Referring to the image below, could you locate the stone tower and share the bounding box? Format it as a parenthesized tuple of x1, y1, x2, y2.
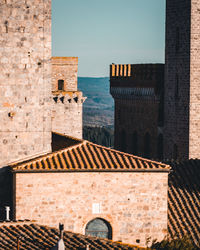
(110, 64, 164, 159)
(0, 0, 52, 167)
(164, 0, 200, 160)
(51, 57, 86, 139)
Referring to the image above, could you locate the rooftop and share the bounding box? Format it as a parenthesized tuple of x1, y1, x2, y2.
(11, 133, 170, 173)
(168, 159, 200, 247)
(0, 222, 145, 249)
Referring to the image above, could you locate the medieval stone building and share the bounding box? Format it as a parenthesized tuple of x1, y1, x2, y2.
(0, 0, 52, 168)
(110, 64, 164, 160)
(0, 0, 200, 248)
(52, 57, 86, 139)
(164, 0, 200, 160)
(111, 0, 200, 161)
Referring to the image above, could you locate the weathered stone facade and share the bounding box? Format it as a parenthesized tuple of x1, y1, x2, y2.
(164, 0, 200, 160)
(0, 0, 52, 167)
(14, 171, 168, 247)
(51, 57, 86, 139)
(110, 64, 164, 160)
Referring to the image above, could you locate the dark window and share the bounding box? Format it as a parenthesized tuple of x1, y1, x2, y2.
(176, 27, 180, 52)
(175, 74, 179, 99)
(173, 144, 178, 160)
(144, 132, 151, 158)
(157, 134, 163, 160)
(58, 79, 64, 91)
(132, 131, 138, 155)
(85, 218, 112, 239)
(120, 130, 126, 152)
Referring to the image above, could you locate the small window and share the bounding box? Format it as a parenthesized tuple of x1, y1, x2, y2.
(85, 218, 112, 239)
(173, 144, 178, 160)
(144, 132, 151, 158)
(58, 79, 64, 91)
(175, 74, 179, 99)
(157, 134, 163, 160)
(176, 27, 180, 52)
(132, 131, 138, 155)
(120, 129, 126, 152)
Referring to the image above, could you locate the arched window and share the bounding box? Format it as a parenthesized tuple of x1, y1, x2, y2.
(144, 132, 151, 158)
(173, 144, 178, 160)
(58, 79, 64, 91)
(157, 134, 163, 160)
(132, 131, 138, 155)
(85, 218, 112, 239)
(120, 129, 126, 152)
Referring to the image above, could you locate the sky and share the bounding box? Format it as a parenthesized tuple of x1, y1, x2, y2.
(52, 0, 166, 77)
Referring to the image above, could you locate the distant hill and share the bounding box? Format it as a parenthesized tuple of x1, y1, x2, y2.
(78, 77, 114, 127)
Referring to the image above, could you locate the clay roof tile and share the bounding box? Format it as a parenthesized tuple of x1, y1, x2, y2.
(11, 134, 170, 173)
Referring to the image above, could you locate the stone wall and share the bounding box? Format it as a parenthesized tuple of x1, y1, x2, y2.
(164, 0, 200, 160)
(189, 0, 200, 158)
(0, 0, 52, 167)
(51, 57, 85, 139)
(110, 64, 164, 160)
(114, 99, 161, 159)
(14, 171, 168, 247)
(52, 57, 78, 92)
(52, 92, 84, 139)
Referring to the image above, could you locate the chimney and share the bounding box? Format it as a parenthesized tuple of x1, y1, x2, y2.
(50, 223, 65, 250)
(59, 223, 64, 239)
(5, 206, 10, 221)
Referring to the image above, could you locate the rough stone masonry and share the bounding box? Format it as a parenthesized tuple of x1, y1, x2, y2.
(0, 0, 52, 167)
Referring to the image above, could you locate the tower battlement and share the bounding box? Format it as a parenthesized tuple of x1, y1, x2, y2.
(51, 57, 86, 139)
(110, 63, 164, 92)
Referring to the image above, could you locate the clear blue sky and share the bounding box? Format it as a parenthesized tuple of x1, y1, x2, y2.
(52, 0, 166, 77)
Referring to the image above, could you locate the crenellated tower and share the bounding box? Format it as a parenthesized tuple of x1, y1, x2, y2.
(51, 57, 86, 139)
(0, 0, 52, 167)
(110, 63, 164, 159)
(164, 0, 200, 160)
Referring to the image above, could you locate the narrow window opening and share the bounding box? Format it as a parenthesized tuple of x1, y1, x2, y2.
(175, 74, 179, 99)
(176, 27, 180, 52)
(132, 131, 138, 155)
(157, 134, 163, 160)
(58, 79, 64, 91)
(173, 144, 178, 160)
(120, 129, 126, 152)
(144, 132, 151, 158)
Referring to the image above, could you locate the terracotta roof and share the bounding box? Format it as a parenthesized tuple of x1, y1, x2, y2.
(0, 222, 145, 249)
(11, 134, 170, 172)
(168, 160, 200, 247)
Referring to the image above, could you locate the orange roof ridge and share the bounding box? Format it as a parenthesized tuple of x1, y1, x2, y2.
(85, 140, 170, 168)
(11, 135, 85, 170)
(12, 134, 170, 172)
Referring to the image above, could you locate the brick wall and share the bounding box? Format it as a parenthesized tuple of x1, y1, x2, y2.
(0, 0, 52, 167)
(164, 0, 200, 160)
(14, 171, 168, 247)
